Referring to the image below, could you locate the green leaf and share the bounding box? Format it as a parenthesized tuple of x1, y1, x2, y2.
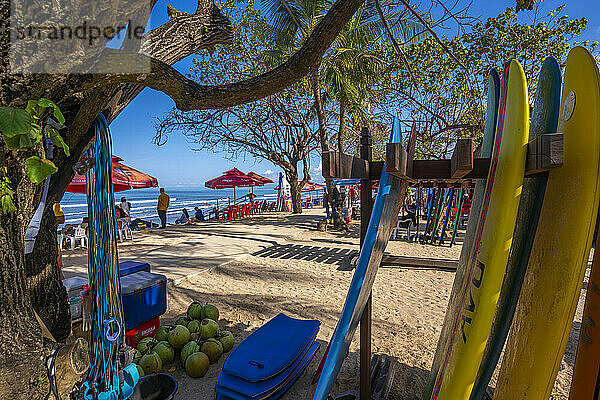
(24, 156, 58, 184)
(29, 123, 42, 144)
(36, 98, 56, 108)
(0, 107, 33, 137)
(48, 128, 70, 156)
(0, 193, 17, 213)
(53, 107, 65, 124)
(25, 100, 39, 117)
(3, 133, 32, 150)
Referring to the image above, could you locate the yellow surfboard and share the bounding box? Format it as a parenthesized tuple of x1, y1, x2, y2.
(493, 46, 600, 400)
(431, 60, 528, 399)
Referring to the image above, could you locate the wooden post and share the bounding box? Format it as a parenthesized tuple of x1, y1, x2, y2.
(360, 127, 373, 400)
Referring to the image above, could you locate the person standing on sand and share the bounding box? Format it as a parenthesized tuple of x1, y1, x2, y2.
(157, 188, 169, 228)
(120, 197, 131, 220)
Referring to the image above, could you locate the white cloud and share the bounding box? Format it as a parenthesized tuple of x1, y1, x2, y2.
(311, 162, 322, 173)
(264, 169, 274, 175)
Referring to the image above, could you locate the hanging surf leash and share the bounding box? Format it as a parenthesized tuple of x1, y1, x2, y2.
(44, 344, 67, 400)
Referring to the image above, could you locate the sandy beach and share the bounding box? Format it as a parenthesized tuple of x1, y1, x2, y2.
(62, 207, 587, 400)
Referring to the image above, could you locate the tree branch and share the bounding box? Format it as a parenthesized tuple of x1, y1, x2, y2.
(374, 0, 417, 86)
(80, 0, 368, 111)
(397, 0, 467, 69)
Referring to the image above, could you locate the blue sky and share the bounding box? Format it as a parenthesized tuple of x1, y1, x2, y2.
(109, 0, 600, 188)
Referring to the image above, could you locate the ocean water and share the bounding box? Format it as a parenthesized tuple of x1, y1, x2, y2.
(58, 185, 317, 225)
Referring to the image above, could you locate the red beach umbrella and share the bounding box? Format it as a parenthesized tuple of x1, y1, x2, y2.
(247, 172, 274, 185)
(301, 181, 326, 192)
(273, 181, 325, 192)
(205, 168, 263, 201)
(66, 156, 158, 193)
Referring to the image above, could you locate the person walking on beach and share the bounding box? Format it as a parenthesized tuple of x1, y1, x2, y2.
(157, 188, 169, 228)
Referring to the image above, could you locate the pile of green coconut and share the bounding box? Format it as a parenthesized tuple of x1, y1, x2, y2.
(133, 302, 234, 378)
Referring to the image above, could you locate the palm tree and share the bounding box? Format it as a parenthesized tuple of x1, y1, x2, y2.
(262, 0, 426, 175)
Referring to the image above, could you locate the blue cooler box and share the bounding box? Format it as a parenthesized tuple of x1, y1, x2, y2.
(119, 261, 151, 277)
(121, 271, 167, 330)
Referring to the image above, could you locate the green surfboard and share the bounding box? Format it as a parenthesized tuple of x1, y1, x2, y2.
(470, 57, 562, 400)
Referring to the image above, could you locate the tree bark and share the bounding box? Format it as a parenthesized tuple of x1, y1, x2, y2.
(0, 149, 48, 400)
(310, 65, 336, 205)
(25, 206, 71, 342)
(285, 168, 303, 214)
(338, 99, 345, 154)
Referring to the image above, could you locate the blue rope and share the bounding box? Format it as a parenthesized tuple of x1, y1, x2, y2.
(82, 115, 127, 400)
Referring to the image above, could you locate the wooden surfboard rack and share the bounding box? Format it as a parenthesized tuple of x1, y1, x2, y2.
(322, 133, 564, 185)
(323, 127, 564, 399)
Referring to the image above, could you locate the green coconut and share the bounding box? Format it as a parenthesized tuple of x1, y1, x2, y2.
(180, 340, 200, 366)
(139, 352, 162, 374)
(136, 364, 145, 377)
(200, 318, 219, 339)
(217, 331, 235, 353)
(131, 331, 142, 347)
(187, 302, 203, 320)
(175, 315, 191, 327)
(187, 319, 201, 334)
(154, 325, 171, 342)
(185, 352, 210, 378)
(137, 337, 158, 355)
(201, 338, 223, 364)
(133, 349, 143, 364)
(153, 341, 175, 365)
(201, 304, 219, 321)
(168, 325, 191, 349)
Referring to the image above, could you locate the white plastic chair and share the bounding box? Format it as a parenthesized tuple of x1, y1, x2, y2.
(117, 219, 132, 241)
(392, 216, 413, 241)
(63, 224, 88, 250)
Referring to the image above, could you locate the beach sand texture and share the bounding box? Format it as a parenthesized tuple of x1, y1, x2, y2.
(62, 208, 587, 399)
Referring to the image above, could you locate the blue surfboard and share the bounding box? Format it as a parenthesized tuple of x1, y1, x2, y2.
(222, 313, 320, 382)
(438, 188, 454, 245)
(313, 117, 416, 399)
(216, 341, 319, 400)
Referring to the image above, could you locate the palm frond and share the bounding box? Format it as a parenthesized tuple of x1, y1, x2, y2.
(262, 0, 307, 47)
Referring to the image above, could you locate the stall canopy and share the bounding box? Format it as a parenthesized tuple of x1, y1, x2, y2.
(66, 156, 158, 193)
(205, 168, 264, 201)
(274, 181, 326, 191)
(247, 172, 274, 185)
(302, 181, 326, 192)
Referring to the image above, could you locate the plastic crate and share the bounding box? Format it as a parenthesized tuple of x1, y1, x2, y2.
(119, 261, 151, 277)
(62, 276, 88, 298)
(125, 317, 160, 347)
(121, 271, 167, 330)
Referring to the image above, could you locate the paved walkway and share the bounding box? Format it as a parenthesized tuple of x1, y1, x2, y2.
(61, 208, 325, 283)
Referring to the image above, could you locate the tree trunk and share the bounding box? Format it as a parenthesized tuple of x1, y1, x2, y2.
(25, 206, 71, 342)
(285, 168, 303, 214)
(0, 151, 47, 400)
(338, 99, 345, 154)
(310, 65, 336, 200)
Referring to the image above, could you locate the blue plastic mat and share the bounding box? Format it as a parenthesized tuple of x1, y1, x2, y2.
(216, 341, 319, 400)
(223, 313, 320, 382)
(217, 341, 320, 398)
